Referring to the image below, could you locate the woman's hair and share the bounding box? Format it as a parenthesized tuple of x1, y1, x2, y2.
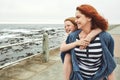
(64, 17, 78, 30)
(76, 4, 108, 31)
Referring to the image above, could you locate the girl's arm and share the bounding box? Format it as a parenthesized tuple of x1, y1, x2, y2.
(85, 28, 102, 42)
(79, 28, 102, 49)
(60, 28, 102, 52)
(60, 41, 78, 52)
(60, 38, 89, 52)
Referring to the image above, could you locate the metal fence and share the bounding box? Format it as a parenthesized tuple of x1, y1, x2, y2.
(0, 32, 50, 69)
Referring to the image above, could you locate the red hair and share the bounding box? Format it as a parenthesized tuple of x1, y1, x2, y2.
(64, 17, 78, 30)
(76, 4, 108, 31)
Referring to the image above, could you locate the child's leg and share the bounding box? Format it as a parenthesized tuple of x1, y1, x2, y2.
(63, 53, 72, 80)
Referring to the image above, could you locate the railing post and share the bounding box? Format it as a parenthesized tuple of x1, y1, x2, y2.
(42, 32, 49, 62)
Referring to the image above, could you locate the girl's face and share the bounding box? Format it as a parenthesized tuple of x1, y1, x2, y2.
(64, 21, 76, 34)
(75, 10, 91, 29)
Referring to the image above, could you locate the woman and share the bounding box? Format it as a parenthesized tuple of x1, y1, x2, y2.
(61, 4, 116, 80)
(61, 17, 102, 80)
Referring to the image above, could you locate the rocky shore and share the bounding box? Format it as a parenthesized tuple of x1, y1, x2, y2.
(0, 24, 65, 67)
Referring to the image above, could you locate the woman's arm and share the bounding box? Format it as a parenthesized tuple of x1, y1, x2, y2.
(107, 33, 116, 80)
(108, 72, 115, 80)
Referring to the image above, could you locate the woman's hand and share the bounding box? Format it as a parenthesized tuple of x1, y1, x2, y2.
(108, 72, 115, 80)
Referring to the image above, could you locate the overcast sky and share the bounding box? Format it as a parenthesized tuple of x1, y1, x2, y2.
(0, 0, 120, 24)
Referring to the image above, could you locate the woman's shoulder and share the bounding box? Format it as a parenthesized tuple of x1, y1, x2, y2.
(99, 31, 114, 43)
(99, 31, 112, 38)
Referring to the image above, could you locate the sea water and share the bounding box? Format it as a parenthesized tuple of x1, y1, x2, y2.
(0, 24, 65, 66)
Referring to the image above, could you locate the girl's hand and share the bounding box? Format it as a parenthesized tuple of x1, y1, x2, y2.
(80, 39, 90, 49)
(75, 39, 90, 49)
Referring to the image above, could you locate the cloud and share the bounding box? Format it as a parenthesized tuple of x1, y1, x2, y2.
(0, 0, 120, 24)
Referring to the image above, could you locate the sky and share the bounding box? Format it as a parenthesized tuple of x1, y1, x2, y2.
(0, 0, 120, 24)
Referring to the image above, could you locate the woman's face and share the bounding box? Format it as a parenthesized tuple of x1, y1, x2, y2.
(75, 10, 91, 29)
(64, 21, 76, 34)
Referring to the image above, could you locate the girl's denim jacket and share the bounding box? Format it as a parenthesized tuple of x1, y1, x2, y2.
(65, 30, 116, 80)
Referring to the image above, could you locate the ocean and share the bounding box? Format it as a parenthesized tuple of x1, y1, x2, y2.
(0, 24, 65, 67)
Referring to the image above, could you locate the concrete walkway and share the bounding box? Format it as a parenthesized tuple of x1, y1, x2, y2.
(0, 48, 64, 80)
(0, 47, 120, 80)
(0, 26, 120, 80)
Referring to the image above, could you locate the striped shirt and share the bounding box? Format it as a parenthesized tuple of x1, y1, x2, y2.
(74, 35, 103, 78)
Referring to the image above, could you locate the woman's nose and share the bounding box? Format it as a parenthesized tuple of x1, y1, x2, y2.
(75, 19, 77, 23)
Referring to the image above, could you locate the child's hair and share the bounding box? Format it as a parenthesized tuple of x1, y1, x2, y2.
(64, 17, 78, 30)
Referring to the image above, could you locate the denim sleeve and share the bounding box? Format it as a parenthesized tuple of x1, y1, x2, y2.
(65, 34, 71, 53)
(65, 34, 70, 44)
(108, 35, 114, 57)
(101, 32, 114, 57)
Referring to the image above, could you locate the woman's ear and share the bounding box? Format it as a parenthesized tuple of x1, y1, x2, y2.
(88, 17, 92, 21)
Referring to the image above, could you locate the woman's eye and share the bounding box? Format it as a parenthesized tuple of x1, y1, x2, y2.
(76, 16, 79, 19)
(67, 25, 70, 27)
